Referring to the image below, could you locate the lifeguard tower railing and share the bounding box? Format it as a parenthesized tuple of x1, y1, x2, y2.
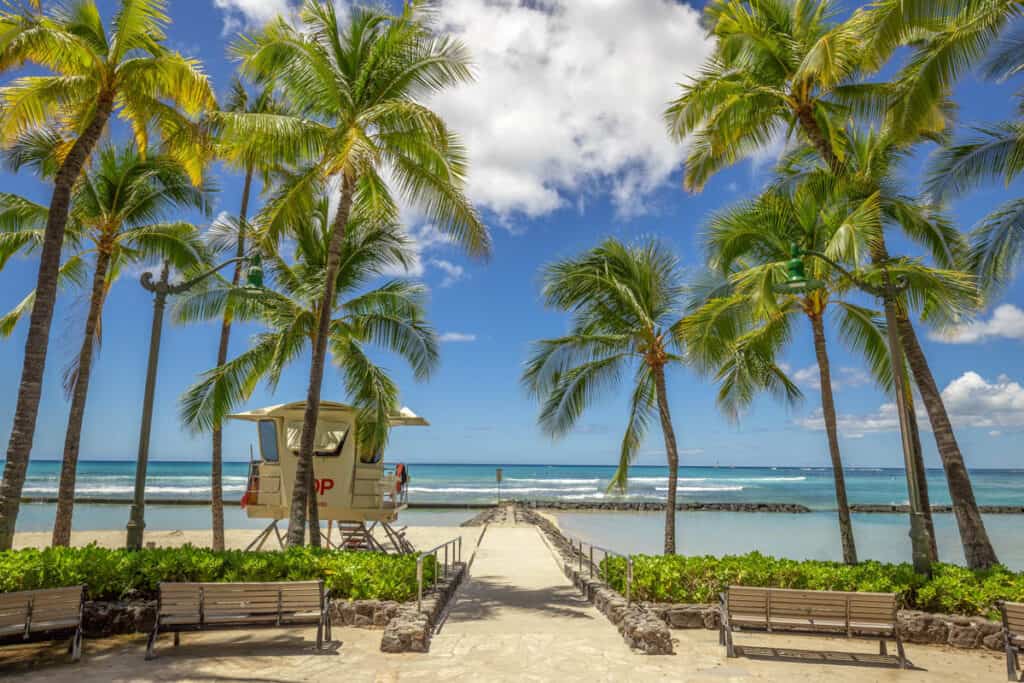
(381, 464, 408, 508)
(242, 461, 407, 509)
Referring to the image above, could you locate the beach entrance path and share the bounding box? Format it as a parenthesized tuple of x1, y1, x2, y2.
(422, 523, 679, 679)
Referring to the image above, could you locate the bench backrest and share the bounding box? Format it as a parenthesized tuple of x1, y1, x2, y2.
(1002, 601, 1024, 637)
(158, 581, 324, 625)
(727, 586, 897, 629)
(0, 586, 84, 636)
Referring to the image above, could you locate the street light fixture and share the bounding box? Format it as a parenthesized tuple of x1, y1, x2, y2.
(125, 255, 264, 550)
(773, 243, 933, 575)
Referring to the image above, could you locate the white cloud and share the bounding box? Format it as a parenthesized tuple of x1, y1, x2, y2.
(939, 371, 1024, 429)
(929, 304, 1024, 344)
(431, 0, 711, 218)
(213, 0, 292, 33)
(429, 259, 466, 288)
(213, 0, 713, 220)
(439, 332, 477, 343)
(795, 403, 903, 438)
(791, 365, 871, 391)
(796, 371, 1024, 436)
(380, 224, 461, 282)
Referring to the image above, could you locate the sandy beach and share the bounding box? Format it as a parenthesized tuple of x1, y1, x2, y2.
(11, 525, 479, 554)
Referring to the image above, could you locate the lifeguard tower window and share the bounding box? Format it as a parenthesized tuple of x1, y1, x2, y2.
(285, 421, 349, 457)
(257, 420, 280, 462)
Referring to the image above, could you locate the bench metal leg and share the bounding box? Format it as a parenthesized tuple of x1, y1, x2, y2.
(895, 635, 907, 670)
(173, 631, 180, 647)
(1008, 643, 1021, 681)
(879, 639, 887, 656)
(67, 626, 82, 662)
(719, 593, 736, 658)
(145, 622, 159, 661)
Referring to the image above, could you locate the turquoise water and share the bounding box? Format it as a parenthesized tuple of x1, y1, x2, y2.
(9, 460, 1024, 508)
(555, 510, 1024, 570)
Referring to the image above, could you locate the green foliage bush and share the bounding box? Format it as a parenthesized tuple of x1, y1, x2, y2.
(0, 545, 435, 603)
(600, 552, 1024, 619)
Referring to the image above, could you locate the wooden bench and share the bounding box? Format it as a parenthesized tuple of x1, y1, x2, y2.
(0, 586, 84, 661)
(146, 580, 331, 659)
(1000, 600, 1024, 681)
(719, 586, 906, 668)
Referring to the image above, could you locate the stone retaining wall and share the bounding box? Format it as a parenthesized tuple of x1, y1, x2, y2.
(642, 602, 1008, 651)
(515, 506, 674, 655)
(520, 501, 812, 513)
(380, 562, 467, 653)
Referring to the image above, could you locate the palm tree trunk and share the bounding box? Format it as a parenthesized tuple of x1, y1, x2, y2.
(286, 172, 356, 547)
(897, 313, 999, 568)
(795, 106, 841, 173)
(51, 241, 113, 546)
(808, 312, 857, 564)
(210, 168, 254, 551)
(307, 467, 320, 548)
(652, 362, 680, 555)
(0, 92, 114, 550)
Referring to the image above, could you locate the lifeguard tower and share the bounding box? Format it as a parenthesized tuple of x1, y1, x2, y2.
(229, 401, 427, 553)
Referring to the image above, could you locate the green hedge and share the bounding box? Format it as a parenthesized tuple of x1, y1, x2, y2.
(600, 552, 1024, 619)
(0, 545, 435, 603)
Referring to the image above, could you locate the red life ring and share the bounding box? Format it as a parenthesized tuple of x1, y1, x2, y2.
(395, 463, 407, 493)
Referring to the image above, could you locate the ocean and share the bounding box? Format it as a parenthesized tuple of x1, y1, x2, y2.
(8, 460, 1024, 569)
(11, 460, 1024, 508)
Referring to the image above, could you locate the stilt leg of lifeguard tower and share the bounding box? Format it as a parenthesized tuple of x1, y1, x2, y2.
(380, 521, 415, 554)
(246, 520, 285, 552)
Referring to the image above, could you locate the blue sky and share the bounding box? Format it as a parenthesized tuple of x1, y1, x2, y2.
(0, 0, 1022, 470)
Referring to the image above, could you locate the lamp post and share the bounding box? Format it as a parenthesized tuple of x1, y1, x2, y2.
(125, 255, 264, 550)
(776, 244, 933, 575)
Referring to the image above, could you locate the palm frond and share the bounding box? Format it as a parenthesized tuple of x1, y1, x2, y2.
(609, 365, 655, 493)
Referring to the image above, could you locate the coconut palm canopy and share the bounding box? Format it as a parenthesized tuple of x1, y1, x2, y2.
(176, 194, 438, 457)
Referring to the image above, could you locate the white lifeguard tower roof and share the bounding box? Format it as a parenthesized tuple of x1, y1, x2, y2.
(227, 401, 428, 426)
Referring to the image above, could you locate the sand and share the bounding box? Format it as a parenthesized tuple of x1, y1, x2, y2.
(11, 525, 479, 554)
(2, 522, 1009, 681)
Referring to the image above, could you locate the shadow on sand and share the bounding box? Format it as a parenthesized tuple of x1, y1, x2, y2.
(443, 575, 597, 623)
(735, 644, 920, 671)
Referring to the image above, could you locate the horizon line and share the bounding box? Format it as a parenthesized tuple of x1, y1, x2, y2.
(10, 458, 1024, 472)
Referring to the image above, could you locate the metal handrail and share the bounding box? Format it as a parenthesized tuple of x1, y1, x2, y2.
(567, 536, 633, 605)
(416, 536, 463, 612)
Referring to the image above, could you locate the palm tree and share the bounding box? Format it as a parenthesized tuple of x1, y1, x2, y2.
(204, 78, 283, 551)
(0, 0, 215, 549)
(813, 130, 996, 568)
(925, 28, 1024, 293)
(176, 196, 439, 498)
(0, 143, 209, 545)
(665, 2, 1001, 568)
(523, 239, 688, 554)
(684, 183, 891, 565)
(217, 0, 490, 546)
